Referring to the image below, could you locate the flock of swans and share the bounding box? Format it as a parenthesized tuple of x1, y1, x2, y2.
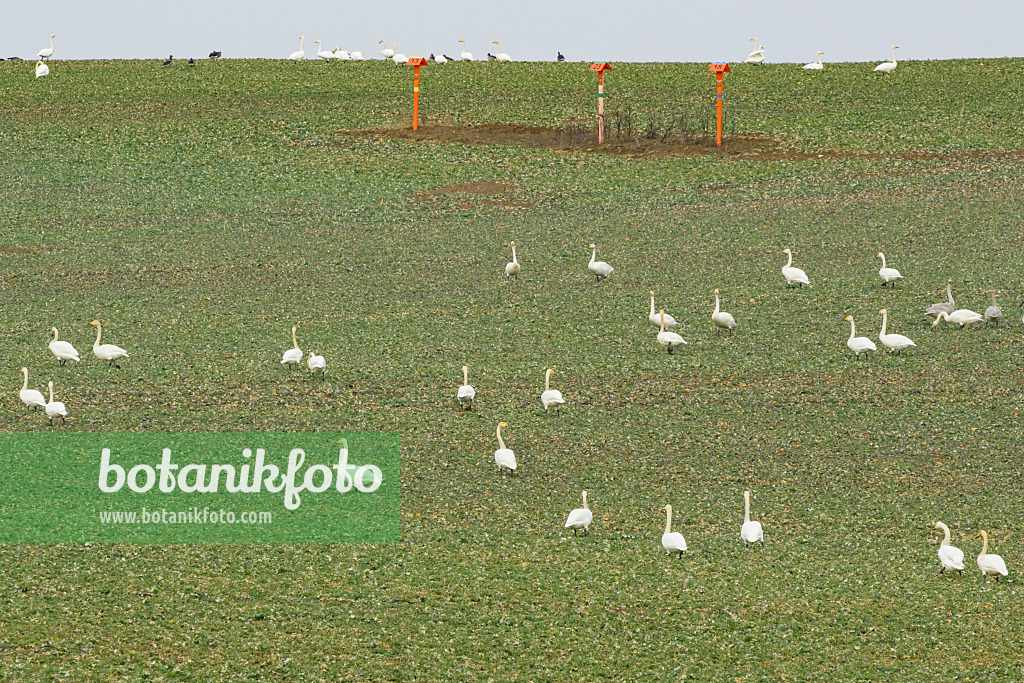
(746, 37, 901, 74)
(283, 37, 512, 64)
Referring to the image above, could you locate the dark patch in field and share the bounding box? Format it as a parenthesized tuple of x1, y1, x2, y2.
(411, 179, 532, 209)
(0, 246, 40, 254)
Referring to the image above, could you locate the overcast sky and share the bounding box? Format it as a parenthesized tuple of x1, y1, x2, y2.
(4, 1, 1022, 64)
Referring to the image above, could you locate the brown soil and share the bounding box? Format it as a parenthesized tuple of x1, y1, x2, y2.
(0, 246, 39, 254)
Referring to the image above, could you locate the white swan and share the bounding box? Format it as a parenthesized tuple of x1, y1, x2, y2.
(281, 324, 302, 368)
(434, 53, 448, 65)
(457, 365, 476, 410)
(494, 422, 517, 475)
(877, 252, 903, 286)
(289, 36, 305, 61)
(746, 38, 764, 64)
(741, 491, 763, 546)
(378, 40, 394, 59)
(845, 315, 877, 358)
(802, 51, 823, 70)
(90, 320, 129, 367)
(307, 351, 326, 377)
(781, 248, 810, 288)
(45, 381, 67, 425)
(540, 368, 565, 414)
(349, 51, 365, 61)
(933, 522, 964, 575)
(49, 327, 80, 365)
(662, 504, 687, 557)
(878, 308, 916, 354)
(657, 310, 687, 353)
(330, 48, 350, 61)
(649, 291, 679, 329)
(932, 309, 984, 329)
(315, 41, 334, 60)
(35, 61, 49, 78)
(38, 34, 55, 60)
(976, 530, 1008, 580)
(564, 491, 593, 536)
(392, 46, 407, 65)
(926, 279, 955, 319)
(493, 41, 511, 62)
(458, 40, 473, 61)
(587, 243, 613, 281)
(712, 289, 737, 334)
(872, 45, 897, 74)
(504, 241, 521, 279)
(19, 367, 46, 409)
(985, 291, 1002, 326)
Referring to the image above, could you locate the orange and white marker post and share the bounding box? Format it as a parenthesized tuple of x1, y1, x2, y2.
(708, 63, 730, 146)
(407, 57, 428, 130)
(590, 62, 613, 144)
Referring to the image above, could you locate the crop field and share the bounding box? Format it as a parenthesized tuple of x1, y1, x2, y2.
(1, 58, 1023, 680)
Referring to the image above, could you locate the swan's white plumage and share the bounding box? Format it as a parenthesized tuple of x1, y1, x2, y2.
(845, 316, 877, 357)
(976, 530, 1008, 579)
(540, 368, 565, 412)
(587, 244, 613, 280)
(662, 504, 687, 555)
(746, 38, 764, 64)
(19, 367, 46, 409)
(649, 291, 679, 329)
(504, 242, 521, 279)
(493, 42, 511, 62)
(802, 51, 823, 70)
(932, 309, 984, 329)
(564, 491, 593, 534)
(874, 45, 898, 73)
(49, 327, 80, 364)
(350, 51, 365, 60)
(741, 491, 763, 545)
(90, 321, 129, 365)
(45, 381, 67, 423)
(379, 41, 394, 59)
(877, 252, 903, 285)
(656, 310, 686, 352)
(712, 289, 737, 333)
(38, 35, 55, 59)
(781, 248, 810, 287)
(494, 422, 517, 473)
(878, 309, 916, 353)
(281, 324, 302, 366)
(926, 279, 956, 319)
(289, 36, 305, 61)
(457, 365, 476, 410)
(35, 61, 49, 78)
(307, 352, 326, 375)
(933, 522, 964, 574)
(458, 40, 473, 61)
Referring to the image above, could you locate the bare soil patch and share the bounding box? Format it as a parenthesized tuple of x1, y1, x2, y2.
(0, 246, 39, 254)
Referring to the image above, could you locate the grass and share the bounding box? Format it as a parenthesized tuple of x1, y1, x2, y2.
(1, 57, 1023, 680)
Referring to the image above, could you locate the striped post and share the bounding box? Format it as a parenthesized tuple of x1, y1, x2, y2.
(413, 64, 421, 131)
(716, 72, 723, 146)
(598, 71, 605, 144)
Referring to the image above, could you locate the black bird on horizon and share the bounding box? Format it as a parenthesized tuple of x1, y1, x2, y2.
(209, 50, 222, 59)
(487, 53, 496, 61)
(442, 54, 455, 62)
(162, 55, 174, 67)
(557, 51, 565, 62)
(188, 57, 196, 66)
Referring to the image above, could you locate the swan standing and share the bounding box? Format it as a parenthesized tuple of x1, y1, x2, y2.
(331, 49, 350, 61)
(504, 241, 521, 279)
(926, 279, 956, 319)
(281, 324, 302, 368)
(493, 41, 511, 62)
(662, 504, 687, 557)
(933, 522, 964, 575)
(433, 54, 448, 65)
(976, 530, 1008, 581)
(712, 289, 737, 334)
(932, 309, 984, 329)
(657, 311, 686, 353)
(315, 41, 333, 60)
(649, 291, 679, 329)
(19, 368, 46, 409)
(845, 315, 877, 358)
(350, 51, 366, 61)
(494, 422, 517, 475)
(35, 61, 49, 78)
(781, 248, 810, 288)
(802, 51, 823, 70)
(289, 36, 305, 61)
(877, 252, 902, 286)
(878, 308, 916, 354)
(378, 40, 394, 60)
(874, 45, 899, 74)
(392, 45, 407, 66)
(307, 351, 326, 378)
(457, 365, 476, 410)
(984, 291, 1002, 326)
(564, 491, 593, 536)
(48, 327, 80, 365)
(540, 368, 565, 414)
(458, 40, 473, 61)
(745, 38, 764, 64)
(90, 320, 129, 367)
(587, 243, 613, 281)
(45, 381, 67, 425)
(38, 34, 55, 60)
(741, 491, 763, 546)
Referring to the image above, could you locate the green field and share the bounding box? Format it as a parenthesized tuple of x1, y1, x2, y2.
(1, 58, 1023, 680)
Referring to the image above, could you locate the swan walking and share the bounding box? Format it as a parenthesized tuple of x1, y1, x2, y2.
(877, 252, 902, 286)
(289, 36, 305, 61)
(90, 320, 129, 367)
(984, 291, 1002, 326)
(712, 289, 737, 335)
(657, 311, 686, 353)
(540, 368, 565, 414)
(933, 522, 964, 575)
(378, 40, 394, 60)
(564, 491, 593, 536)
(878, 309, 916, 354)
(926, 279, 956, 319)
(802, 51, 823, 70)
(307, 351, 326, 378)
(587, 243, 613, 281)
(45, 381, 67, 425)
(741, 491, 763, 546)
(661, 504, 687, 557)
(781, 248, 810, 288)
(38, 34, 55, 60)
(845, 315, 877, 358)
(458, 40, 473, 61)
(504, 241, 521, 279)
(976, 530, 1008, 581)
(874, 45, 899, 74)
(281, 324, 303, 368)
(932, 309, 984, 330)
(649, 291, 679, 329)
(493, 41, 511, 62)
(18, 367, 46, 409)
(457, 365, 476, 410)
(49, 327, 80, 365)
(35, 61, 49, 78)
(494, 422, 517, 475)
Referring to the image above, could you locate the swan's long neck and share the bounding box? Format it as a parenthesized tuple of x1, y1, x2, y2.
(300, 37, 305, 50)
(992, 291, 997, 306)
(650, 294, 656, 316)
(462, 366, 469, 386)
(52, 328, 59, 342)
(496, 425, 506, 450)
(880, 310, 888, 336)
(744, 492, 750, 523)
(664, 506, 673, 535)
(511, 244, 517, 264)
(544, 369, 552, 392)
(659, 311, 666, 333)
(714, 292, 721, 315)
(980, 531, 988, 555)
(291, 326, 299, 349)
(817, 52, 822, 65)
(848, 318, 856, 341)
(891, 46, 897, 64)
(48, 382, 54, 403)
(94, 323, 103, 347)
(785, 251, 793, 268)
(938, 523, 950, 547)
(946, 281, 953, 305)
(582, 491, 588, 510)
(590, 246, 597, 265)
(495, 42, 500, 52)
(879, 253, 886, 269)
(21, 368, 28, 392)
